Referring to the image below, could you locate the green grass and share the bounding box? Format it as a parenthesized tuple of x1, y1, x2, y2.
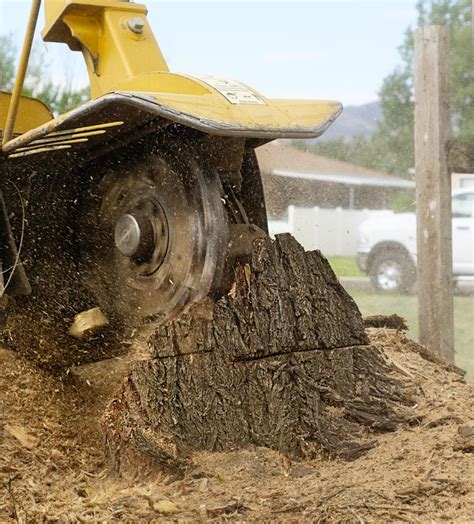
(351, 290, 474, 382)
(327, 257, 364, 277)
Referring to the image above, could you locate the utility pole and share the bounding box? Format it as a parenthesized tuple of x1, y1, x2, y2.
(414, 26, 454, 363)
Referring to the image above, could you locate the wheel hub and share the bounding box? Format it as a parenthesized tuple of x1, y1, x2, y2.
(114, 209, 161, 259)
(114, 214, 142, 257)
(82, 141, 229, 324)
(112, 192, 170, 279)
(377, 261, 401, 291)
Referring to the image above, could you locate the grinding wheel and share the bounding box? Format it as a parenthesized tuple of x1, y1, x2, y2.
(80, 138, 229, 326)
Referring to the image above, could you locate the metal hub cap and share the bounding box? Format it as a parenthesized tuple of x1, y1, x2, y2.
(377, 261, 401, 291)
(114, 197, 168, 271)
(114, 214, 142, 257)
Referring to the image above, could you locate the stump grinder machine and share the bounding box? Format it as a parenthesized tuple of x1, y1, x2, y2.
(0, 0, 342, 364)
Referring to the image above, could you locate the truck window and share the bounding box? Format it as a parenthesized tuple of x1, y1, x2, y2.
(452, 193, 474, 218)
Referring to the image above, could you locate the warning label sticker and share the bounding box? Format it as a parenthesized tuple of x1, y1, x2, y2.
(193, 76, 266, 105)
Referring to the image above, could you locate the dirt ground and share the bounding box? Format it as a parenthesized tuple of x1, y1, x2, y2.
(1, 328, 473, 523)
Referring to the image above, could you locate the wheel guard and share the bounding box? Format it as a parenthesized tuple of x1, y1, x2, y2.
(1, 91, 342, 161)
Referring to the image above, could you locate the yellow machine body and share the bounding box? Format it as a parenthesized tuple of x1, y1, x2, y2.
(0, 0, 345, 348)
(0, 93, 53, 138)
(2, 0, 342, 156)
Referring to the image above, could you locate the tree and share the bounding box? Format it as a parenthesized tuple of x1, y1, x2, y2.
(0, 35, 89, 115)
(296, 133, 402, 176)
(0, 35, 16, 90)
(375, 0, 472, 174)
(297, 0, 472, 180)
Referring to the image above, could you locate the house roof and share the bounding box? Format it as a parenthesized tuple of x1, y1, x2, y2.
(271, 170, 414, 188)
(255, 142, 415, 189)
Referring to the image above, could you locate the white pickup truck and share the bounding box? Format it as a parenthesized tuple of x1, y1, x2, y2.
(356, 189, 474, 292)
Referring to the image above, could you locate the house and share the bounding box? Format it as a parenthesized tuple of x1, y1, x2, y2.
(255, 142, 414, 219)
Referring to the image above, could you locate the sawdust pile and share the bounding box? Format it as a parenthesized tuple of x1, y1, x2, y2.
(1, 328, 473, 522)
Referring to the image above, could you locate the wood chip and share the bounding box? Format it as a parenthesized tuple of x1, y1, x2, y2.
(69, 308, 108, 339)
(153, 500, 179, 514)
(5, 424, 38, 449)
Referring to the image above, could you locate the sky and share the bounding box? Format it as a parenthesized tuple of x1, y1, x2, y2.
(0, 0, 418, 106)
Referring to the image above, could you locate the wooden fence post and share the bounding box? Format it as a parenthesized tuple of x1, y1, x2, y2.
(415, 25, 454, 363)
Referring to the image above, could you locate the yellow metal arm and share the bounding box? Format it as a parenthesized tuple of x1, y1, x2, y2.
(3, 0, 342, 152)
(43, 0, 169, 98)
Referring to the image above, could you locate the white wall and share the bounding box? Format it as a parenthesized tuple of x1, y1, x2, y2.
(268, 206, 392, 256)
(452, 173, 474, 190)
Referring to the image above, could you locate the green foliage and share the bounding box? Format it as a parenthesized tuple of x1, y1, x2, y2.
(296, 133, 402, 176)
(0, 35, 16, 90)
(297, 0, 472, 183)
(450, 5, 474, 138)
(0, 35, 89, 115)
(379, 0, 473, 164)
(389, 190, 416, 213)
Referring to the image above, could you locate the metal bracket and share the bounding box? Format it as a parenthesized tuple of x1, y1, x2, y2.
(63, 14, 101, 74)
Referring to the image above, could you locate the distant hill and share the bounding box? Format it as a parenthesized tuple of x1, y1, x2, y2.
(313, 101, 381, 142)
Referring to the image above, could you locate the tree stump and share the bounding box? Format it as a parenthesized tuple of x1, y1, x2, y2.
(103, 234, 410, 477)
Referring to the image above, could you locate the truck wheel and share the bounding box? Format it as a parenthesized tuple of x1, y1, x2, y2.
(369, 250, 415, 293)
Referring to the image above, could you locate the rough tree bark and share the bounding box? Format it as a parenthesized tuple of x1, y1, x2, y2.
(447, 139, 474, 174)
(103, 234, 412, 477)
